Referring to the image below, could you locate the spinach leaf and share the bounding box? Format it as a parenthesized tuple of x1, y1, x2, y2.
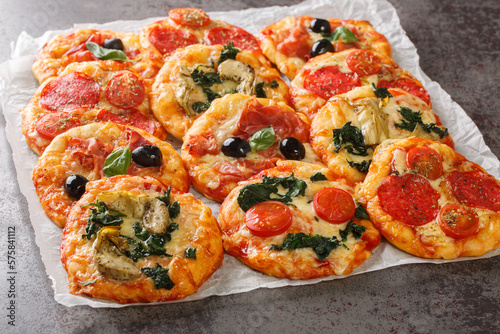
(270, 233, 341, 261)
(192, 101, 211, 113)
(184, 247, 197, 259)
(155, 188, 181, 219)
(103, 147, 131, 177)
(191, 69, 222, 87)
(237, 174, 307, 211)
(332, 122, 370, 156)
(203, 87, 222, 102)
(168, 202, 180, 219)
(395, 107, 449, 139)
(86, 42, 137, 62)
(140, 263, 175, 290)
(82, 200, 125, 239)
(218, 42, 241, 64)
(371, 83, 393, 99)
(339, 220, 366, 241)
(255, 80, 279, 98)
(249, 125, 275, 151)
(310, 172, 328, 182)
(124, 222, 178, 262)
(354, 203, 370, 220)
(324, 27, 358, 43)
(347, 159, 371, 173)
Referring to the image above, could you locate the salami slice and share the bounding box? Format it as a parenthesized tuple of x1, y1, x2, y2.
(377, 173, 440, 226)
(96, 109, 155, 135)
(148, 26, 199, 55)
(105, 72, 145, 109)
(303, 65, 361, 100)
(446, 170, 500, 212)
(39, 72, 100, 111)
(35, 111, 82, 139)
(206, 26, 260, 52)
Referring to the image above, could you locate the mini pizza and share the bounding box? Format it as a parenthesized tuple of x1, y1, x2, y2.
(356, 137, 500, 259)
(140, 7, 263, 69)
(218, 160, 381, 278)
(32, 122, 189, 228)
(32, 28, 157, 85)
(259, 16, 392, 80)
(310, 86, 454, 183)
(181, 93, 324, 202)
(150, 43, 289, 140)
(20, 61, 167, 155)
(61, 175, 223, 303)
(289, 49, 431, 119)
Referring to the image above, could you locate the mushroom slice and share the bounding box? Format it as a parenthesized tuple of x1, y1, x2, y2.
(218, 59, 256, 95)
(96, 191, 149, 219)
(141, 197, 169, 235)
(93, 226, 140, 281)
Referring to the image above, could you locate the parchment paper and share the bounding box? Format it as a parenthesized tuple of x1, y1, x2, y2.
(1, 0, 499, 308)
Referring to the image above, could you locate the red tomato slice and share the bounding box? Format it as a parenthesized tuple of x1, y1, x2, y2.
(206, 26, 260, 52)
(40, 72, 100, 111)
(378, 78, 431, 105)
(438, 204, 480, 239)
(313, 187, 356, 224)
(244, 201, 293, 237)
(35, 111, 82, 139)
(105, 72, 145, 109)
(406, 146, 443, 180)
(95, 109, 155, 135)
(446, 170, 500, 212)
(345, 50, 382, 76)
(168, 8, 210, 27)
(148, 26, 199, 55)
(303, 65, 361, 100)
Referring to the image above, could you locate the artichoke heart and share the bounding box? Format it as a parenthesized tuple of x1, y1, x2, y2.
(218, 59, 256, 95)
(174, 66, 206, 116)
(353, 98, 390, 146)
(93, 226, 140, 281)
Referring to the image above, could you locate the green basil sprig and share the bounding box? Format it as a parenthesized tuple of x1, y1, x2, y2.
(103, 147, 131, 177)
(86, 42, 139, 62)
(249, 125, 275, 151)
(324, 27, 358, 43)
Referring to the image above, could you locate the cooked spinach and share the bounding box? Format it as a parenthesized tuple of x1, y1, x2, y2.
(310, 172, 328, 182)
(395, 107, 449, 139)
(123, 222, 178, 262)
(155, 188, 181, 219)
(140, 263, 175, 290)
(218, 42, 240, 64)
(371, 83, 393, 99)
(339, 220, 366, 241)
(347, 159, 371, 173)
(184, 247, 197, 259)
(82, 200, 125, 240)
(332, 122, 370, 156)
(354, 203, 370, 220)
(255, 80, 279, 98)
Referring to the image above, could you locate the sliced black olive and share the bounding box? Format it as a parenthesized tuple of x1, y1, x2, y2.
(311, 39, 334, 58)
(310, 18, 331, 35)
(132, 145, 163, 167)
(280, 137, 306, 160)
(221, 137, 251, 158)
(103, 38, 124, 51)
(64, 174, 89, 200)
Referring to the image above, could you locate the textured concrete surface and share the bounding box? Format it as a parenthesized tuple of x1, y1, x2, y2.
(0, 0, 499, 333)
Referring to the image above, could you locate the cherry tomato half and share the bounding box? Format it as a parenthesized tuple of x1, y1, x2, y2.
(406, 146, 443, 180)
(313, 187, 356, 224)
(35, 111, 82, 139)
(244, 201, 293, 237)
(168, 8, 210, 27)
(437, 203, 480, 239)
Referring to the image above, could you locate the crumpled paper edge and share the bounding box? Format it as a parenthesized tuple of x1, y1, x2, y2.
(0, 0, 499, 308)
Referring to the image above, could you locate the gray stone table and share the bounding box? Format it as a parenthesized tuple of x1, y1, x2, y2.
(0, 0, 499, 333)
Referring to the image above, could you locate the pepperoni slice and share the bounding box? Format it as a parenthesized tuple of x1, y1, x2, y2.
(406, 146, 443, 180)
(148, 26, 198, 55)
(244, 201, 293, 237)
(437, 204, 480, 239)
(95, 109, 155, 135)
(303, 65, 361, 100)
(378, 78, 431, 105)
(206, 26, 260, 52)
(313, 187, 356, 224)
(105, 72, 145, 109)
(40, 72, 100, 111)
(345, 50, 382, 76)
(446, 170, 500, 212)
(377, 173, 440, 226)
(35, 111, 82, 139)
(168, 8, 210, 27)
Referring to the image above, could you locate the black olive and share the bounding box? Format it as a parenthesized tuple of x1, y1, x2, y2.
(64, 174, 89, 200)
(103, 38, 124, 51)
(132, 145, 163, 167)
(280, 137, 306, 160)
(311, 39, 334, 58)
(310, 18, 331, 35)
(221, 137, 251, 158)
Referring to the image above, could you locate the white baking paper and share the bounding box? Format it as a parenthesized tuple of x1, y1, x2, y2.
(1, 0, 499, 308)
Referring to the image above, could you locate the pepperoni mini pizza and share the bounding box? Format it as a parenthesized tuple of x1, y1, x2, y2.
(356, 137, 500, 259)
(289, 49, 431, 119)
(181, 93, 323, 202)
(21, 61, 167, 155)
(310, 86, 454, 183)
(140, 8, 262, 70)
(150, 43, 289, 140)
(32, 122, 189, 228)
(61, 175, 223, 303)
(259, 16, 392, 80)
(218, 160, 381, 278)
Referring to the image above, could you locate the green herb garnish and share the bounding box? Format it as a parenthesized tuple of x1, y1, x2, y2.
(339, 220, 366, 241)
(81, 279, 97, 286)
(310, 172, 328, 182)
(140, 263, 175, 290)
(82, 200, 125, 239)
(323, 27, 358, 43)
(86, 42, 138, 62)
(371, 83, 393, 99)
(218, 42, 241, 64)
(255, 80, 279, 98)
(184, 247, 197, 259)
(395, 107, 449, 139)
(347, 159, 371, 173)
(103, 147, 131, 177)
(192, 101, 211, 113)
(124, 222, 179, 262)
(354, 203, 370, 220)
(332, 122, 370, 156)
(249, 125, 275, 152)
(191, 69, 222, 87)
(155, 188, 181, 219)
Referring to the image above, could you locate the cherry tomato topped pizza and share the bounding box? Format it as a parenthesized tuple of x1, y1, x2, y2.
(218, 160, 381, 279)
(168, 7, 211, 27)
(357, 137, 500, 259)
(258, 16, 392, 79)
(20, 61, 167, 155)
(290, 49, 431, 119)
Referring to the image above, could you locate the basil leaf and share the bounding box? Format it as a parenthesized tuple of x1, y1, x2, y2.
(103, 147, 131, 177)
(249, 125, 275, 151)
(330, 27, 358, 43)
(86, 42, 137, 62)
